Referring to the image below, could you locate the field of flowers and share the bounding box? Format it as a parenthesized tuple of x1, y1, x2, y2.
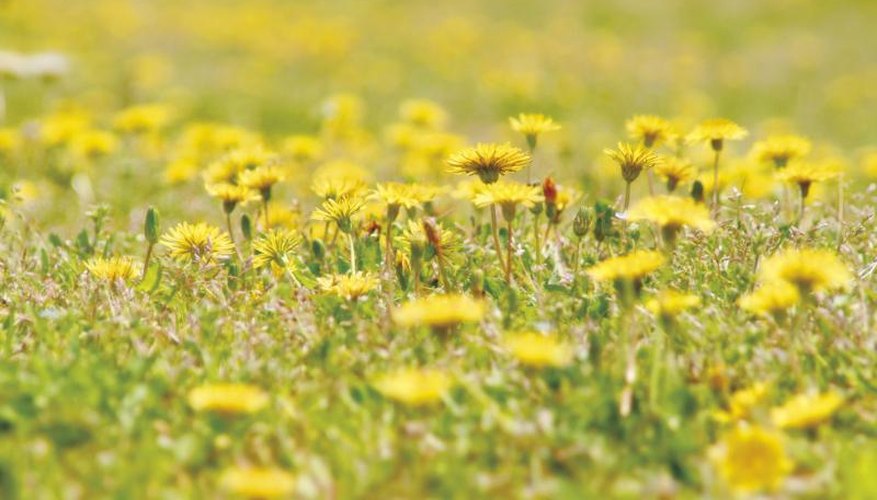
(1, 0, 877, 498)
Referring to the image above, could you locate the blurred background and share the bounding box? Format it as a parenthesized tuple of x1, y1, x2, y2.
(2, 0, 875, 145)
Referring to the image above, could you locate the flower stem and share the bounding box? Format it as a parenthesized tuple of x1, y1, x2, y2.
(226, 211, 242, 261)
(490, 205, 506, 274)
(141, 242, 154, 281)
(710, 149, 722, 217)
(505, 218, 514, 283)
(263, 198, 270, 230)
(348, 232, 357, 275)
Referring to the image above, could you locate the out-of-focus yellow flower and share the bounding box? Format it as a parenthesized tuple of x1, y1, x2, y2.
(776, 161, 840, 199)
(400, 99, 447, 129)
(862, 151, 877, 179)
(509, 113, 561, 149)
(646, 290, 701, 321)
(239, 165, 286, 198)
(0, 127, 22, 155)
(40, 110, 91, 147)
(627, 195, 715, 239)
(84, 256, 140, 283)
(188, 383, 268, 415)
(283, 134, 324, 163)
(311, 160, 371, 198)
(739, 281, 800, 318)
(164, 156, 200, 184)
(711, 425, 792, 493)
(113, 103, 172, 134)
(505, 332, 573, 368)
(69, 129, 117, 159)
(626, 114, 676, 148)
(758, 248, 852, 294)
(446, 143, 530, 184)
(771, 392, 843, 429)
(472, 181, 543, 221)
(751, 134, 811, 168)
(160, 222, 235, 263)
(263, 202, 300, 230)
(392, 294, 485, 329)
(451, 179, 489, 201)
(653, 156, 697, 192)
(713, 383, 769, 423)
(395, 219, 462, 266)
(219, 467, 295, 499)
(374, 368, 452, 406)
(587, 250, 665, 284)
(317, 271, 379, 301)
(206, 182, 258, 213)
(371, 182, 421, 213)
(688, 118, 748, 151)
(311, 196, 366, 233)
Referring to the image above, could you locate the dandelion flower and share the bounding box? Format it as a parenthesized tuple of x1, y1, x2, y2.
(84, 256, 139, 283)
(252, 229, 301, 269)
(738, 281, 800, 319)
(752, 134, 811, 168)
(392, 294, 486, 329)
(219, 467, 295, 498)
(712, 425, 792, 493)
(446, 143, 531, 184)
(646, 290, 701, 321)
(509, 113, 561, 150)
(69, 129, 117, 159)
(505, 332, 573, 368)
(626, 114, 676, 148)
(371, 182, 421, 219)
(653, 156, 697, 192)
(160, 222, 235, 263)
(472, 181, 543, 221)
(628, 195, 715, 245)
(713, 383, 770, 423)
(688, 118, 748, 152)
(776, 161, 840, 200)
(113, 104, 171, 134)
(771, 392, 843, 429)
(400, 99, 447, 129)
(374, 368, 452, 406)
(587, 250, 665, 302)
(188, 383, 268, 415)
(758, 248, 852, 294)
(239, 165, 286, 201)
(283, 134, 324, 163)
(206, 182, 258, 214)
(605, 142, 661, 184)
(317, 272, 379, 301)
(311, 196, 366, 233)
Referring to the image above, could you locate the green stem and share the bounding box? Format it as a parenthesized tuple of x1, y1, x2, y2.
(711, 149, 721, 217)
(141, 243, 154, 281)
(505, 219, 514, 284)
(348, 232, 357, 275)
(226, 210, 242, 261)
(490, 205, 506, 273)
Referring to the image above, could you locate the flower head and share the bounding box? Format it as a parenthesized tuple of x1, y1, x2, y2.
(392, 294, 486, 329)
(653, 156, 697, 192)
(714, 383, 770, 423)
(446, 143, 531, 184)
(239, 165, 286, 199)
(509, 113, 561, 149)
(219, 467, 296, 498)
(688, 118, 748, 151)
(206, 182, 259, 213)
(317, 272, 379, 301)
(374, 368, 452, 406)
(188, 383, 268, 415)
(776, 161, 840, 199)
(626, 114, 676, 148)
(84, 256, 140, 283)
(113, 104, 171, 134)
(400, 99, 448, 129)
(396, 219, 461, 266)
(758, 248, 852, 294)
(646, 290, 701, 321)
(69, 129, 117, 159)
(505, 332, 573, 368)
(711, 425, 792, 493)
(771, 392, 843, 429)
(752, 134, 811, 168)
(628, 195, 715, 244)
(283, 134, 324, 163)
(604, 143, 661, 183)
(738, 281, 800, 318)
(252, 229, 301, 269)
(371, 182, 421, 216)
(472, 181, 543, 221)
(587, 250, 665, 302)
(311, 196, 366, 233)
(160, 222, 235, 263)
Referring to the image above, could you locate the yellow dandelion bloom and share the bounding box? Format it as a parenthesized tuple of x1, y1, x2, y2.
(688, 118, 748, 151)
(751, 134, 811, 168)
(587, 250, 665, 284)
(758, 248, 852, 294)
(712, 425, 792, 493)
(653, 156, 697, 192)
(771, 392, 843, 429)
(451, 179, 490, 201)
(0, 127, 21, 155)
(282, 134, 324, 163)
(160, 222, 235, 263)
(738, 281, 800, 318)
(505, 332, 573, 368)
(206, 183, 259, 213)
(625, 114, 676, 148)
(113, 103, 171, 134)
(371, 182, 421, 212)
(374, 368, 452, 406)
(84, 256, 140, 283)
(446, 143, 531, 184)
(252, 229, 301, 269)
(862, 151, 877, 179)
(69, 129, 117, 159)
(239, 165, 286, 197)
(714, 383, 770, 423)
(188, 383, 268, 415)
(219, 467, 296, 499)
(472, 181, 543, 221)
(646, 290, 701, 320)
(628, 195, 715, 235)
(317, 272, 379, 301)
(311, 196, 366, 233)
(400, 99, 448, 129)
(776, 161, 840, 199)
(396, 219, 462, 265)
(392, 294, 486, 329)
(509, 113, 561, 149)
(604, 142, 661, 183)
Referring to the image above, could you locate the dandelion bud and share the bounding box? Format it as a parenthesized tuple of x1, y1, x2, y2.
(240, 213, 253, 241)
(144, 206, 160, 244)
(691, 180, 705, 204)
(470, 268, 485, 297)
(593, 201, 614, 243)
(573, 206, 592, 238)
(542, 177, 558, 205)
(311, 238, 326, 260)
